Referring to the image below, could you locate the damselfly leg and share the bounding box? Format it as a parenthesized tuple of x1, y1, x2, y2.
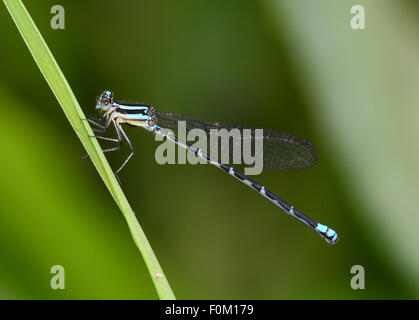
(114, 123, 135, 174)
(84, 115, 111, 133)
(82, 116, 135, 182)
(81, 117, 121, 159)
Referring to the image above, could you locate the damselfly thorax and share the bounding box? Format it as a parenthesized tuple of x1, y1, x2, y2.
(104, 101, 157, 131)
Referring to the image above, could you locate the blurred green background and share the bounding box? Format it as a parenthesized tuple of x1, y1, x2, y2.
(0, 0, 418, 299)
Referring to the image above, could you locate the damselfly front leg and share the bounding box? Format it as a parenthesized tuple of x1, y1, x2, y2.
(92, 118, 123, 151)
(81, 117, 123, 159)
(84, 114, 111, 133)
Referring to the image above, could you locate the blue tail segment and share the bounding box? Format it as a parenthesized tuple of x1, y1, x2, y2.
(315, 223, 339, 245)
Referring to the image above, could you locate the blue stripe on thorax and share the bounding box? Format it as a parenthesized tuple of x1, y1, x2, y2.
(118, 104, 149, 111)
(116, 103, 151, 120)
(123, 113, 150, 120)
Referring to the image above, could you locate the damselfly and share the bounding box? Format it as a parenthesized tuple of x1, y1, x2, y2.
(85, 90, 338, 245)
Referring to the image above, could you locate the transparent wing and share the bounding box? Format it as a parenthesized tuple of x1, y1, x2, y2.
(155, 111, 317, 171)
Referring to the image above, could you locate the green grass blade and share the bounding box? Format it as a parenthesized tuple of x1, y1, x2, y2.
(3, 0, 175, 300)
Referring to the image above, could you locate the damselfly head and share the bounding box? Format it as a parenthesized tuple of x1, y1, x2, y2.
(96, 90, 114, 112)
